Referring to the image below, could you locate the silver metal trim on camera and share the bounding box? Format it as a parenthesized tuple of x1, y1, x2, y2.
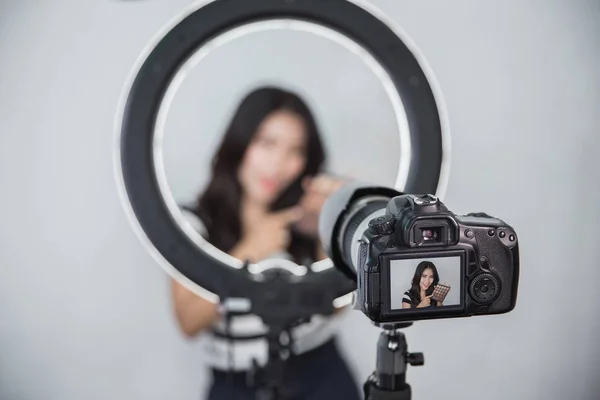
(414, 194, 438, 205)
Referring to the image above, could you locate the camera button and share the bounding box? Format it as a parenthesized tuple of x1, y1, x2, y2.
(465, 229, 474, 238)
(469, 273, 500, 304)
(368, 214, 394, 235)
(479, 256, 490, 271)
(498, 229, 517, 248)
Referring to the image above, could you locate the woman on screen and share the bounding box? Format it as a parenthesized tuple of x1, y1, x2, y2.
(402, 260, 443, 308)
(170, 86, 359, 400)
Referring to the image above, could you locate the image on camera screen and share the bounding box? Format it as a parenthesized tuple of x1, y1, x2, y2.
(389, 256, 462, 310)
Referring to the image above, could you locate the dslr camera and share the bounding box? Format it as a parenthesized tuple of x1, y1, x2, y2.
(320, 183, 520, 323)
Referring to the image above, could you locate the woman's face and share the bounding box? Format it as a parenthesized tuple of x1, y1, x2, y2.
(238, 110, 308, 205)
(419, 268, 435, 292)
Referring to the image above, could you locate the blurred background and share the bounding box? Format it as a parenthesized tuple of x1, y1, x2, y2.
(158, 19, 401, 207)
(1, 0, 599, 399)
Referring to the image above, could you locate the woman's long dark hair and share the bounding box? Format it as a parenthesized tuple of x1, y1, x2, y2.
(189, 86, 326, 265)
(408, 261, 440, 306)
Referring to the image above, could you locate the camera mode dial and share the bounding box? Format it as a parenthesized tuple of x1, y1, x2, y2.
(368, 214, 395, 235)
(469, 273, 500, 304)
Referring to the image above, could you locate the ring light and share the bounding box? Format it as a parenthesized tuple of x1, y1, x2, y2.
(114, 0, 450, 305)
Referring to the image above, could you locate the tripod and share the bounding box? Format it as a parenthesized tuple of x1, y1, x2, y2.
(363, 322, 424, 400)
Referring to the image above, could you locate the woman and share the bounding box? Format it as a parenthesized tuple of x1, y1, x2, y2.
(402, 261, 443, 308)
(171, 86, 360, 400)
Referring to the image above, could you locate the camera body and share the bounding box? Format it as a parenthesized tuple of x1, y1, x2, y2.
(355, 193, 519, 323)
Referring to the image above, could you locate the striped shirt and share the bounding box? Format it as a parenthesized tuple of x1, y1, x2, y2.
(180, 208, 343, 371)
(402, 290, 440, 308)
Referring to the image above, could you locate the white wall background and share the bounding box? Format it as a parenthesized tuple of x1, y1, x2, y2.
(1, 1, 599, 400)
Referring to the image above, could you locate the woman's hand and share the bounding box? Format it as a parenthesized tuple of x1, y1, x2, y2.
(232, 206, 304, 262)
(416, 295, 433, 308)
(300, 174, 347, 214)
(293, 174, 348, 237)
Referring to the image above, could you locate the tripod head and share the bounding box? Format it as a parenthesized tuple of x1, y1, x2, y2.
(363, 322, 424, 400)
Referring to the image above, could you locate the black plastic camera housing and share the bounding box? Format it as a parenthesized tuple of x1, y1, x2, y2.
(356, 194, 520, 323)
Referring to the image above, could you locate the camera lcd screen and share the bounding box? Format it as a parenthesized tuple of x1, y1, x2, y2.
(389, 255, 462, 310)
